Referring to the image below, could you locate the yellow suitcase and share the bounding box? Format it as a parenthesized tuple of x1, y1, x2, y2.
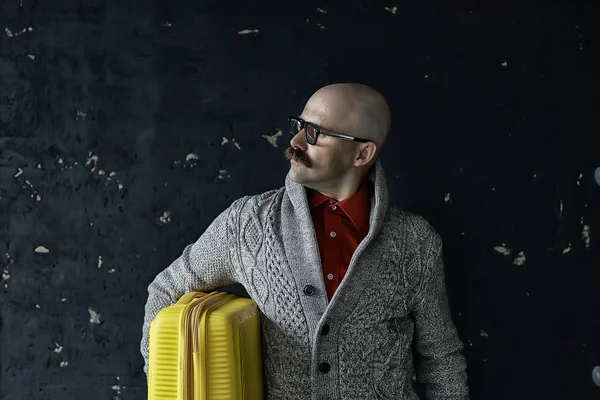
(148, 291, 263, 400)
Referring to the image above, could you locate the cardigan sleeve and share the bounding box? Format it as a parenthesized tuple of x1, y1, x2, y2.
(411, 233, 470, 399)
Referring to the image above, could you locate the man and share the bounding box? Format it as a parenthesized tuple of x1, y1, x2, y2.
(141, 83, 470, 399)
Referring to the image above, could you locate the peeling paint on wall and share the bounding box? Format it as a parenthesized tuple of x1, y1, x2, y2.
(238, 29, 259, 35)
(262, 129, 282, 147)
(216, 169, 231, 181)
(88, 307, 102, 324)
(493, 244, 511, 255)
(4, 26, 33, 38)
(385, 6, 398, 14)
(34, 246, 50, 253)
(582, 225, 591, 248)
(185, 153, 199, 162)
(513, 251, 526, 266)
(159, 211, 171, 224)
(562, 243, 572, 254)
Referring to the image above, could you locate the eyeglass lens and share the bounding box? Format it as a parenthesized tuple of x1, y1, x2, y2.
(289, 119, 317, 144)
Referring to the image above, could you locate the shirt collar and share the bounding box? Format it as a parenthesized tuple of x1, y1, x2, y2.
(308, 178, 371, 234)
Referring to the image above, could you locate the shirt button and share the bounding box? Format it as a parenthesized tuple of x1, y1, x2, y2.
(319, 362, 331, 373)
(331, 205, 337, 210)
(303, 285, 316, 296)
(330, 231, 336, 238)
(327, 273, 334, 280)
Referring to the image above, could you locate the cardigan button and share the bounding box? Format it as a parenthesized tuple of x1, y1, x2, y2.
(321, 324, 330, 335)
(303, 285, 315, 296)
(319, 362, 330, 373)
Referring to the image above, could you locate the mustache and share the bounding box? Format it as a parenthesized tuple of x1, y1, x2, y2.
(284, 147, 310, 165)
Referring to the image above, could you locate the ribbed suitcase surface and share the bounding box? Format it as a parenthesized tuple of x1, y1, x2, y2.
(148, 291, 263, 400)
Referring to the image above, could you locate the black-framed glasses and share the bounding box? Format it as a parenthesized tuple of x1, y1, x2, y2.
(287, 116, 371, 145)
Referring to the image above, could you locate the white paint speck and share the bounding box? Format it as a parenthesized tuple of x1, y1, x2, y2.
(108, 268, 116, 274)
(57, 157, 63, 164)
(238, 29, 259, 35)
(109, 171, 117, 177)
(60, 361, 68, 368)
(221, 137, 229, 145)
(533, 173, 537, 179)
(98, 170, 105, 175)
(217, 169, 230, 180)
(384, 6, 398, 14)
(86, 152, 98, 166)
(161, 21, 172, 27)
(185, 153, 198, 162)
(493, 244, 511, 256)
(513, 251, 526, 266)
(525, 291, 530, 296)
(316, 23, 326, 30)
(27, 54, 35, 60)
(559, 200, 563, 217)
(35, 304, 40, 309)
(88, 307, 101, 324)
(14, 168, 23, 178)
(582, 225, 590, 248)
(501, 61, 508, 67)
(444, 193, 452, 203)
(36, 194, 42, 202)
(97, 256, 103, 269)
(576, 173, 583, 185)
(54, 343, 63, 353)
(424, 74, 429, 79)
(232, 139, 241, 150)
(262, 129, 282, 147)
(480, 329, 488, 338)
(34, 246, 50, 254)
(76, 110, 87, 120)
(317, 7, 327, 13)
(159, 211, 171, 224)
(562, 243, 572, 254)
(112, 385, 121, 392)
(2, 269, 9, 280)
(61, 298, 67, 302)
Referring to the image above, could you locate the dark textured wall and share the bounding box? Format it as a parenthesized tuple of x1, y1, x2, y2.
(1, 0, 599, 399)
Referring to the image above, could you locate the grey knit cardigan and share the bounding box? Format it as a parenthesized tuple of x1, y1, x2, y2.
(141, 159, 469, 399)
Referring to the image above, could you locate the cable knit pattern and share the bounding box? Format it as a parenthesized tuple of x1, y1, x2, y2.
(141, 160, 469, 400)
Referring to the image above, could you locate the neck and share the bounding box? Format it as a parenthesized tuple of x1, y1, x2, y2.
(305, 173, 366, 202)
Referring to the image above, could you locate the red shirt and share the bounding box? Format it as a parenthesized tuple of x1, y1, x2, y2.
(307, 179, 371, 301)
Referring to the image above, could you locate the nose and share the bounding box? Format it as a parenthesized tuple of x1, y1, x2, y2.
(290, 129, 307, 150)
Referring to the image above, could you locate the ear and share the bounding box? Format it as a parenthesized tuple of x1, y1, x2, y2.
(353, 142, 377, 167)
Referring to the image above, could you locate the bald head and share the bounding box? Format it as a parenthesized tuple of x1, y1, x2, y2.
(303, 83, 391, 158)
